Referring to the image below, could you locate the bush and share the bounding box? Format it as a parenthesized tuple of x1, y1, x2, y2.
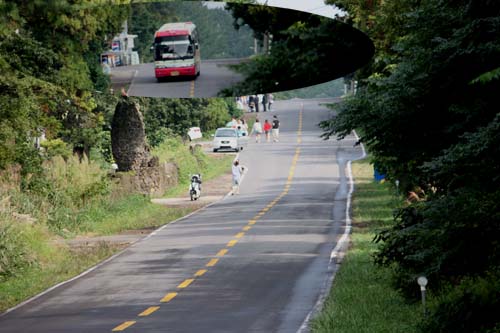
(0, 219, 37, 281)
(152, 136, 214, 191)
(40, 139, 71, 160)
(423, 272, 500, 333)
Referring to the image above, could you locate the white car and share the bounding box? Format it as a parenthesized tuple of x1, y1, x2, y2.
(212, 127, 248, 152)
(187, 127, 202, 141)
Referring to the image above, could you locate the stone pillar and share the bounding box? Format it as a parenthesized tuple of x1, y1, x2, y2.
(110, 99, 179, 197)
(111, 99, 151, 172)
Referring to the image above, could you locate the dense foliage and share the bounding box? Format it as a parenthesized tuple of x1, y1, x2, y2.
(321, 0, 500, 331)
(221, 3, 374, 96)
(143, 97, 241, 147)
(0, 1, 127, 172)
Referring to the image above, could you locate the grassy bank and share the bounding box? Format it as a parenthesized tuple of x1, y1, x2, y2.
(0, 221, 120, 311)
(155, 137, 234, 197)
(311, 159, 421, 332)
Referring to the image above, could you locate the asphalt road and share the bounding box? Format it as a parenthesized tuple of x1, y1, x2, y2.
(111, 59, 245, 98)
(0, 99, 364, 333)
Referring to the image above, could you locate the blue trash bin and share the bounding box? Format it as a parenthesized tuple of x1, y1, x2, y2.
(374, 167, 386, 182)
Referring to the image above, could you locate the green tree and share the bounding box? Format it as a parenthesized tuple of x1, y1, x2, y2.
(143, 97, 235, 147)
(220, 6, 373, 95)
(321, 0, 500, 331)
(0, 1, 128, 174)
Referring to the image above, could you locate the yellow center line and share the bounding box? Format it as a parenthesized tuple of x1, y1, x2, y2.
(112, 321, 136, 331)
(110, 106, 304, 332)
(160, 292, 178, 303)
(178, 279, 195, 289)
(190, 80, 195, 97)
(206, 258, 219, 267)
(138, 306, 160, 317)
(217, 249, 228, 257)
(195, 269, 207, 277)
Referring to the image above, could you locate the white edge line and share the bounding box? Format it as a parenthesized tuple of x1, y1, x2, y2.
(2, 170, 236, 317)
(297, 130, 367, 333)
(353, 130, 367, 159)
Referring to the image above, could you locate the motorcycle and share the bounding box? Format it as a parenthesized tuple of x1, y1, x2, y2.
(189, 174, 202, 201)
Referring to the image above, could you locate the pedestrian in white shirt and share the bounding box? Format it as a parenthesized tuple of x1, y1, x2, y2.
(231, 160, 245, 195)
(250, 118, 263, 143)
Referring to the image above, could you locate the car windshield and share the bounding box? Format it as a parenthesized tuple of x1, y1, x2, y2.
(154, 35, 193, 61)
(215, 129, 237, 137)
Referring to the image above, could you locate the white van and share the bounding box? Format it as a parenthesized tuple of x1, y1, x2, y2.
(212, 127, 248, 152)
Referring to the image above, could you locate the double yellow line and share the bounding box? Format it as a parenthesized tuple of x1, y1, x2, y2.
(112, 107, 304, 331)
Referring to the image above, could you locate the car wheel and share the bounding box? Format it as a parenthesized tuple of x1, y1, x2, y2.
(213, 149, 218, 152)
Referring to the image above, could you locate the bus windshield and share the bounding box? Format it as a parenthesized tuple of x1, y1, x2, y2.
(154, 35, 194, 61)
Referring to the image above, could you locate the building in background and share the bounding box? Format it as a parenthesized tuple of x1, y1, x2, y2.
(101, 21, 139, 67)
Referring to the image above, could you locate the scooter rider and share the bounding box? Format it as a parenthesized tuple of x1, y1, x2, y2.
(190, 174, 202, 200)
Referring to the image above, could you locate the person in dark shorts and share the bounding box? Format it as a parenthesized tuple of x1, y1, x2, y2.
(272, 115, 280, 142)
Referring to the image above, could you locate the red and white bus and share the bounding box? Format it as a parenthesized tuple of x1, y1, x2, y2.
(152, 22, 201, 81)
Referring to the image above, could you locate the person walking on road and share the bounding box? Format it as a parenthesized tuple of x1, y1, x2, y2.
(248, 95, 255, 112)
(254, 94, 260, 113)
(261, 93, 268, 112)
(263, 119, 272, 142)
(251, 118, 263, 143)
(241, 119, 248, 132)
(272, 115, 280, 142)
(232, 159, 244, 195)
(267, 93, 274, 111)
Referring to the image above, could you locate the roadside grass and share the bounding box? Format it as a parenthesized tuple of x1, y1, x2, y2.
(74, 195, 195, 236)
(311, 159, 422, 333)
(53, 137, 232, 235)
(0, 222, 121, 312)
